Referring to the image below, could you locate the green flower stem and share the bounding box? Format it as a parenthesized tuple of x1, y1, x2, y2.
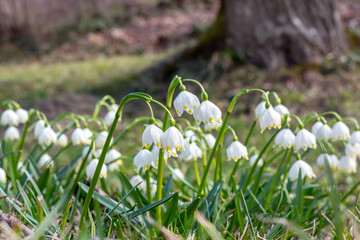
(90, 95, 116, 129)
(149, 99, 175, 123)
(342, 117, 360, 130)
(231, 176, 244, 232)
(80, 92, 151, 228)
(145, 169, 152, 204)
(214, 144, 222, 182)
(282, 148, 294, 182)
(15, 110, 35, 163)
(290, 114, 304, 129)
(193, 159, 201, 187)
(182, 79, 209, 100)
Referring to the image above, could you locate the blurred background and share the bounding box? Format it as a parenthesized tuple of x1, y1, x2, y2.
(0, 0, 360, 120)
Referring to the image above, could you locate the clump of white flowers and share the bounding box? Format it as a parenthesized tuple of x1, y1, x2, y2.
(193, 100, 222, 125)
(133, 149, 156, 171)
(316, 154, 339, 169)
(1, 109, 18, 126)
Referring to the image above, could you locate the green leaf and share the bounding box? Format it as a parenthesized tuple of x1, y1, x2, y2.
(118, 172, 143, 209)
(37, 167, 51, 192)
(162, 192, 179, 227)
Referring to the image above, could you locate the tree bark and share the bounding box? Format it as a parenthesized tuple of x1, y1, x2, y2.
(224, 0, 347, 69)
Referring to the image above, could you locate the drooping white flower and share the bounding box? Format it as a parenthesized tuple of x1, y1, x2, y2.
(339, 156, 357, 173)
(350, 131, 360, 145)
(203, 122, 221, 131)
(94, 149, 103, 158)
(34, 120, 45, 137)
(193, 100, 222, 125)
(249, 154, 263, 166)
(142, 124, 163, 148)
(288, 160, 315, 181)
(316, 154, 339, 169)
(82, 128, 93, 145)
(86, 159, 107, 178)
(259, 107, 281, 133)
(134, 149, 156, 171)
(294, 129, 316, 151)
(104, 111, 116, 126)
(0, 168, 6, 183)
(38, 154, 53, 168)
(274, 129, 295, 149)
(108, 161, 121, 171)
(160, 127, 185, 157)
(4, 126, 20, 141)
(71, 128, 86, 145)
(274, 104, 290, 120)
(81, 145, 94, 159)
(311, 121, 323, 137)
(15, 108, 29, 124)
(226, 141, 248, 161)
(38, 127, 57, 146)
(56, 132, 68, 146)
(331, 121, 350, 141)
(345, 143, 360, 158)
(201, 133, 216, 149)
(109, 104, 119, 112)
(172, 168, 185, 180)
(184, 130, 197, 141)
(129, 175, 146, 191)
(95, 131, 113, 148)
(316, 124, 332, 141)
(1, 109, 18, 126)
(151, 146, 167, 166)
(105, 149, 122, 164)
(179, 141, 202, 161)
(255, 101, 267, 119)
(173, 91, 200, 116)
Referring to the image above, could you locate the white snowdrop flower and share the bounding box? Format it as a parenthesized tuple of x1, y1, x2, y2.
(151, 146, 167, 166)
(86, 159, 107, 178)
(249, 154, 263, 166)
(142, 124, 163, 148)
(38, 154, 53, 168)
(274, 104, 289, 120)
(38, 127, 57, 146)
(350, 131, 360, 145)
(174, 91, 200, 116)
(173, 168, 185, 180)
(134, 149, 155, 171)
(311, 121, 323, 137)
(130, 175, 146, 191)
(160, 127, 185, 157)
(4, 126, 20, 141)
(82, 128, 93, 145)
(56, 132, 68, 146)
(204, 122, 221, 131)
(105, 149, 122, 164)
(34, 120, 45, 137)
(193, 100, 222, 125)
(94, 149, 103, 158)
(226, 141, 248, 161)
(15, 108, 29, 124)
(201, 133, 216, 149)
(0, 168, 6, 183)
(316, 124, 332, 141)
(255, 101, 267, 119)
(294, 129, 316, 151)
(184, 130, 197, 141)
(71, 128, 86, 145)
(274, 129, 295, 148)
(1, 109, 18, 126)
(81, 146, 94, 159)
(108, 161, 121, 171)
(345, 143, 360, 158)
(104, 111, 116, 126)
(180, 141, 202, 161)
(331, 121, 350, 141)
(259, 107, 281, 133)
(316, 154, 339, 169)
(109, 104, 119, 112)
(339, 156, 357, 173)
(95, 131, 113, 148)
(288, 160, 315, 181)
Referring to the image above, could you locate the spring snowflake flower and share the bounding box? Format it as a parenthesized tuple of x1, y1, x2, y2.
(15, 108, 29, 124)
(38, 127, 57, 146)
(151, 146, 167, 166)
(249, 154, 263, 166)
(259, 107, 281, 133)
(274, 129, 295, 148)
(83, 128, 93, 144)
(226, 141, 248, 161)
(38, 154, 53, 168)
(274, 104, 290, 120)
(160, 127, 185, 157)
(105, 149, 122, 164)
(204, 122, 221, 131)
(316, 154, 339, 169)
(134, 149, 156, 171)
(95, 131, 113, 148)
(294, 129, 316, 151)
(288, 160, 315, 181)
(201, 133, 216, 149)
(311, 121, 323, 137)
(0, 168, 6, 183)
(345, 143, 360, 158)
(339, 156, 357, 173)
(142, 124, 163, 148)
(174, 91, 200, 116)
(130, 175, 146, 191)
(173, 168, 185, 180)
(255, 101, 267, 119)
(56, 132, 68, 146)
(82, 146, 94, 158)
(349, 131, 360, 144)
(1, 109, 18, 126)
(71, 128, 86, 145)
(184, 130, 197, 141)
(86, 159, 107, 178)
(108, 161, 121, 171)
(4, 126, 20, 141)
(104, 111, 116, 126)
(179, 141, 202, 161)
(193, 100, 222, 125)
(331, 121, 350, 141)
(109, 104, 119, 112)
(316, 124, 332, 141)
(34, 120, 45, 137)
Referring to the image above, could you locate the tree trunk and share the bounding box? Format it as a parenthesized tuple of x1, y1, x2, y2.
(224, 0, 347, 69)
